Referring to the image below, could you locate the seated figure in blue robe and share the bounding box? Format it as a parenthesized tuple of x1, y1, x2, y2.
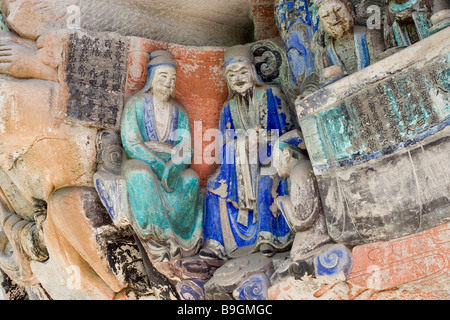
(120, 51, 204, 262)
(201, 45, 298, 260)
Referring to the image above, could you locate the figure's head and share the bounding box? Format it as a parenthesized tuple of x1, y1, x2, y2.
(151, 64, 177, 101)
(143, 50, 177, 100)
(224, 45, 259, 97)
(272, 142, 303, 178)
(316, 0, 355, 39)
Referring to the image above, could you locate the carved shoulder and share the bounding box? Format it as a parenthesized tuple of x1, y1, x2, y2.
(267, 85, 286, 99)
(288, 159, 321, 219)
(125, 92, 147, 107)
(172, 100, 187, 115)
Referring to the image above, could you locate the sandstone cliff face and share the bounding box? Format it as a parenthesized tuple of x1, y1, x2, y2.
(3, 0, 259, 46)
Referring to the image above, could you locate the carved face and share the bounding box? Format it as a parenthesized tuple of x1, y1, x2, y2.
(226, 62, 254, 96)
(318, 0, 354, 39)
(272, 148, 294, 178)
(151, 65, 177, 100)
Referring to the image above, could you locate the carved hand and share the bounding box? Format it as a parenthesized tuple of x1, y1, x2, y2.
(321, 65, 346, 86)
(161, 162, 185, 193)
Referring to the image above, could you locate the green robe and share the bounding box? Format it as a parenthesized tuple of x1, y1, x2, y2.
(121, 92, 203, 260)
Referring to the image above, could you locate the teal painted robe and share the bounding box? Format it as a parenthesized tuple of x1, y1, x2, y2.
(121, 92, 203, 259)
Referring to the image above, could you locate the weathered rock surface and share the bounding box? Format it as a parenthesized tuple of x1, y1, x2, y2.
(3, 0, 278, 46)
(269, 222, 450, 300)
(31, 187, 151, 300)
(0, 0, 449, 301)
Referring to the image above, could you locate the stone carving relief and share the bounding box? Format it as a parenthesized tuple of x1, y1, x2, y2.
(383, 0, 449, 48)
(95, 50, 204, 264)
(0, 0, 155, 300)
(1, 0, 256, 47)
(275, 0, 320, 97)
(0, 0, 448, 301)
(312, 0, 385, 86)
(296, 29, 450, 248)
(202, 44, 298, 261)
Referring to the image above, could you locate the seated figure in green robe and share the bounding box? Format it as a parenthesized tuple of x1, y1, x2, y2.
(120, 50, 204, 262)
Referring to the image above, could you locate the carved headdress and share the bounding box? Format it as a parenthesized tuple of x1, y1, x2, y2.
(224, 44, 254, 68)
(141, 50, 177, 93)
(148, 50, 177, 70)
(223, 45, 264, 98)
(314, 0, 350, 9)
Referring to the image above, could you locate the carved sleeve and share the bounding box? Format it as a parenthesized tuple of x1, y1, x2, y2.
(120, 96, 165, 179)
(161, 109, 192, 191)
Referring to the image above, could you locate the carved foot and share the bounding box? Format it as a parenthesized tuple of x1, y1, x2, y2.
(0, 40, 57, 81)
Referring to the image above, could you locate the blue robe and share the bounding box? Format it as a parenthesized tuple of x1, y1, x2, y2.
(204, 85, 296, 259)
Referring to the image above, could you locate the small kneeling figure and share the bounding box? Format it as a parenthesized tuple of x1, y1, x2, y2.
(271, 132, 354, 281)
(272, 132, 332, 262)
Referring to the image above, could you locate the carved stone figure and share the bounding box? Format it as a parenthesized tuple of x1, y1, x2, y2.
(202, 45, 298, 260)
(272, 131, 332, 262)
(269, 131, 353, 282)
(296, 26, 450, 248)
(0, 0, 449, 301)
(312, 0, 385, 86)
(0, 2, 153, 300)
(274, 0, 320, 97)
(96, 51, 204, 263)
(384, 0, 434, 48)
